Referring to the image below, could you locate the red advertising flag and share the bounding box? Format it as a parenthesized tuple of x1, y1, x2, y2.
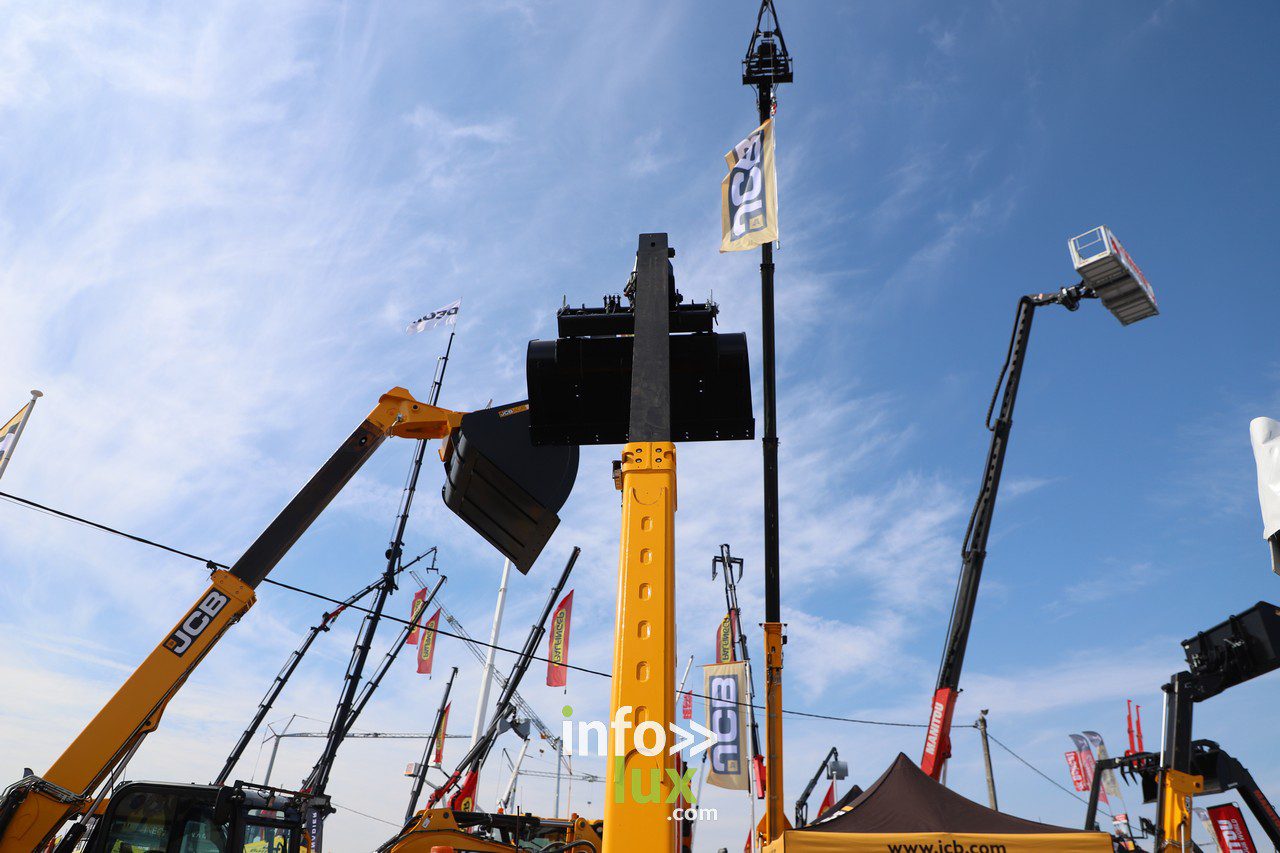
(449, 769, 478, 812)
(416, 608, 441, 675)
(433, 703, 450, 765)
(406, 588, 428, 645)
(682, 690, 693, 720)
(1209, 803, 1259, 853)
(819, 781, 836, 816)
(546, 590, 574, 687)
(1064, 751, 1088, 792)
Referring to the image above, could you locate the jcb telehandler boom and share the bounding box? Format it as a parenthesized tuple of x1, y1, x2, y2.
(0, 387, 577, 852)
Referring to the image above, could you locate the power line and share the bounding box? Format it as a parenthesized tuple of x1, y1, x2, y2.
(328, 800, 401, 828)
(0, 489, 960, 730)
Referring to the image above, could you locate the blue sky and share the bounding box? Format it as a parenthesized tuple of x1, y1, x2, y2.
(1, 1, 1278, 850)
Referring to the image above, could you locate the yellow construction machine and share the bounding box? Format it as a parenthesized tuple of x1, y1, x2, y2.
(0, 388, 577, 852)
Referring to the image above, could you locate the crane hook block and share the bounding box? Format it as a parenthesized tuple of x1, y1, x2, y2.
(442, 401, 578, 574)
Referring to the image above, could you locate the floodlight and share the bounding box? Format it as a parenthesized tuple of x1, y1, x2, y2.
(827, 759, 849, 780)
(1069, 225, 1159, 325)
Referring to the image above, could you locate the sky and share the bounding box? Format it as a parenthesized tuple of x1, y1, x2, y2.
(1, 1, 1278, 850)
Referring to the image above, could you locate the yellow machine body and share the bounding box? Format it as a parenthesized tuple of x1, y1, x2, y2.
(603, 442, 678, 853)
(386, 809, 602, 852)
(1160, 768, 1204, 851)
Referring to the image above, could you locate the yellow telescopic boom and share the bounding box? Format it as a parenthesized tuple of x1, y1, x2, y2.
(0, 388, 463, 852)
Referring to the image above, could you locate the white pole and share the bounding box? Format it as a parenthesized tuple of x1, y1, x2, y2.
(676, 654, 694, 696)
(470, 558, 512, 750)
(0, 390, 42, 482)
(499, 739, 531, 812)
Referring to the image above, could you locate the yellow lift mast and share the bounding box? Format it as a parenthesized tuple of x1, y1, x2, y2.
(526, 233, 755, 852)
(0, 388, 578, 852)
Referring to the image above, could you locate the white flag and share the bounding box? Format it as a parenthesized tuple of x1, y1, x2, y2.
(406, 299, 460, 334)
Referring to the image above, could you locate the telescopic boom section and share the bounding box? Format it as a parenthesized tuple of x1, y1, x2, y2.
(0, 388, 464, 853)
(921, 298, 1039, 781)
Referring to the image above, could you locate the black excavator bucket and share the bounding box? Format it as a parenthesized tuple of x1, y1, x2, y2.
(525, 284, 754, 447)
(442, 401, 578, 574)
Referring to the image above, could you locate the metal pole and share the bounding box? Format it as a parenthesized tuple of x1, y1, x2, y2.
(976, 710, 998, 810)
(471, 558, 512, 750)
(407, 667, 458, 822)
(0, 390, 42, 482)
(262, 714, 297, 787)
(554, 739, 564, 818)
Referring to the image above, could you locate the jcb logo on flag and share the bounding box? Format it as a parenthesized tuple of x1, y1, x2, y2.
(720, 119, 778, 253)
(406, 299, 460, 333)
(704, 661, 751, 790)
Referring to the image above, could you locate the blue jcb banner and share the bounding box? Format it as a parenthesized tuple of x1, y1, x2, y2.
(720, 119, 778, 253)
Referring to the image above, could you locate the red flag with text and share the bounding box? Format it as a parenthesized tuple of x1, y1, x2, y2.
(682, 691, 693, 720)
(1209, 803, 1258, 853)
(417, 608, 441, 675)
(1064, 751, 1088, 792)
(433, 703, 450, 765)
(406, 588, 428, 645)
(546, 590, 574, 687)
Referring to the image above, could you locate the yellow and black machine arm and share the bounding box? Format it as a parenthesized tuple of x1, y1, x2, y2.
(0, 386, 577, 852)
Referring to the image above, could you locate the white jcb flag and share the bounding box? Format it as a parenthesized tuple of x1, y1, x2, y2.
(0, 391, 41, 481)
(406, 299, 460, 334)
(1250, 417, 1280, 574)
(720, 118, 778, 253)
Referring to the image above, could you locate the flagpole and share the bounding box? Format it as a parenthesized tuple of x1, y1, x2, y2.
(471, 557, 512, 750)
(742, 3, 792, 841)
(0, 390, 42, 482)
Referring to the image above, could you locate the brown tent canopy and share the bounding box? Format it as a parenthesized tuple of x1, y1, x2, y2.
(813, 784, 864, 823)
(765, 753, 1112, 853)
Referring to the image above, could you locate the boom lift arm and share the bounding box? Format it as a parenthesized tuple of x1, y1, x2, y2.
(215, 564, 404, 786)
(794, 747, 845, 828)
(0, 388, 463, 852)
(921, 285, 1094, 780)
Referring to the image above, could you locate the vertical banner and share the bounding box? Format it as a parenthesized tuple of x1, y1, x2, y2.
(1082, 731, 1123, 800)
(406, 588, 428, 645)
(546, 590, 574, 687)
(449, 769, 478, 812)
(1208, 803, 1258, 853)
(1193, 809, 1219, 851)
(716, 611, 738, 664)
(682, 691, 694, 720)
(417, 608, 441, 675)
(704, 661, 751, 790)
(1068, 734, 1107, 803)
(305, 807, 325, 853)
(433, 703, 450, 765)
(1064, 752, 1088, 792)
(720, 119, 778, 253)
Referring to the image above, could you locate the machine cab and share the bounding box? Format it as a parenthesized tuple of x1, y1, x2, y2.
(83, 781, 316, 853)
